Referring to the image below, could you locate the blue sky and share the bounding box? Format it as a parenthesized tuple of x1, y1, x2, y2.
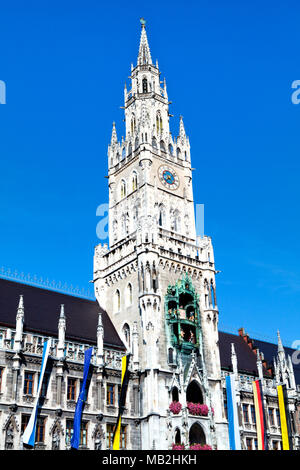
(0, 0, 300, 346)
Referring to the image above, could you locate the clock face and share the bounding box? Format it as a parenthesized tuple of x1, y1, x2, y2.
(158, 166, 179, 190)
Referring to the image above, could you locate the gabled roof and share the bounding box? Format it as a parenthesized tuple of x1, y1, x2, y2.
(219, 331, 300, 385)
(0, 278, 124, 349)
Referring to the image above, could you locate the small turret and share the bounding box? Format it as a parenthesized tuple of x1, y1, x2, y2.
(14, 295, 24, 353)
(57, 304, 66, 361)
(231, 343, 238, 377)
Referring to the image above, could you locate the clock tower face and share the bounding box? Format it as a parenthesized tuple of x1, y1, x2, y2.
(158, 165, 180, 190)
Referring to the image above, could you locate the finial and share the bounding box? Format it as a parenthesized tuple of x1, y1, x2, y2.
(60, 304, 65, 318)
(140, 17, 146, 28)
(277, 330, 284, 353)
(98, 311, 103, 327)
(18, 295, 24, 312)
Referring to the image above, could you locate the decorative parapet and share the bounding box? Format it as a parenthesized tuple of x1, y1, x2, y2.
(0, 327, 122, 369)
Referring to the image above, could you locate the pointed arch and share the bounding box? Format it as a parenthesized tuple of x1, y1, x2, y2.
(132, 171, 138, 191)
(186, 380, 204, 404)
(152, 136, 157, 149)
(160, 140, 166, 152)
(189, 423, 206, 446)
(126, 283, 133, 306)
(114, 289, 121, 313)
(122, 323, 131, 349)
(168, 143, 173, 155)
(120, 179, 127, 199)
(142, 77, 148, 93)
(176, 147, 181, 158)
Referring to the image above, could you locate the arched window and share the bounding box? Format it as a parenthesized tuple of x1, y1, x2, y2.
(152, 136, 157, 149)
(128, 142, 132, 155)
(168, 347, 174, 364)
(135, 137, 139, 150)
(189, 423, 206, 446)
(142, 78, 148, 93)
(168, 144, 173, 155)
(186, 380, 204, 404)
(126, 283, 133, 306)
(172, 386, 179, 402)
(122, 323, 130, 348)
(122, 147, 126, 160)
(174, 428, 181, 445)
(131, 115, 136, 134)
(132, 171, 138, 191)
(158, 204, 166, 227)
(176, 147, 181, 158)
(114, 290, 121, 312)
(160, 140, 166, 152)
(120, 180, 126, 199)
(156, 113, 163, 133)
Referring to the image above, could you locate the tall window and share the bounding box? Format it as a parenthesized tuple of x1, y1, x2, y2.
(250, 404, 256, 424)
(131, 115, 136, 134)
(24, 372, 34, 395)
(114, 290, 121, 312)
(276, 408, 281, 427)
(36, 417, 46, 443)
(120, 180, 126, 199)
(120, 426, 127, 449)
(122, 323, 130, 349)
(156, 113, 163, 133)
(67, 378, 77, 401)
(132, 172, 138, 191)
(243, 404, 249, 423)
(269, 408, 275, 426)
(80, 422, 88, 447)
(0, 368, 3, 392)
(168, 144, 173, 155)
(107, 384, 115, 405)
(160, 140, 166, 152)
(66, 420, 73, 447)
(152, 136, 157, 149)
(21, 415, 30, 434)
(126, 283, 133, 306)
(40, 372, 50, 398)
(106, 424, 114, 449)
(142, 78, 148, 93)
(246, 438, 252, 450)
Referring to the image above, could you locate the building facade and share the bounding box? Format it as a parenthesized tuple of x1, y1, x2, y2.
(0, 22, 299, 450)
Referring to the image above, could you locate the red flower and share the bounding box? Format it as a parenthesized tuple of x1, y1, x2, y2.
(172, 443, 185, 450)
(190, 444, 212, 450)
(169, 401, 182, 414)
(187, 402, 209, 416)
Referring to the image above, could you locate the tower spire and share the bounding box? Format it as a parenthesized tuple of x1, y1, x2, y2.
(277, 330, 284, 354)
(137, 18, 152, 66)
(111, 122, 118, 146)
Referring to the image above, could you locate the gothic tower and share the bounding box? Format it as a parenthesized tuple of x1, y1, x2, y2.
(94, 20, 228, 449)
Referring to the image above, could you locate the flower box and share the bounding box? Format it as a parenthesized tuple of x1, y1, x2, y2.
(187, 402, 209, 416)
(169, 401, 182, 414)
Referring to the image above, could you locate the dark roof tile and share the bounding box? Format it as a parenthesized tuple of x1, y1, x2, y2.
(0, 278, 124, 349)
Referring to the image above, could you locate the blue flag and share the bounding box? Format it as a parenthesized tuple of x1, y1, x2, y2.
(23, 339, 51, 447)
(71, 347, 93, 449)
